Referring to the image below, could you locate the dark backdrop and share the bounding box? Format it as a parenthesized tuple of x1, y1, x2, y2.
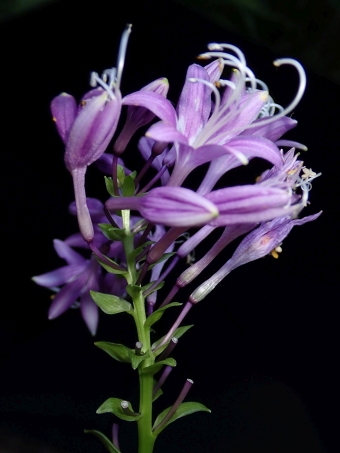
(0, 0, 338, 452)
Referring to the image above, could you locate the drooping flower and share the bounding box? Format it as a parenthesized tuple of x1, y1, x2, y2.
(189, 211, 322, 303)
(32, 240, 102, 335)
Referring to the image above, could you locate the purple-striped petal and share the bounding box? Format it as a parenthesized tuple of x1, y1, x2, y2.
(177, 64, 212, 144)
(243, 116, 298, 141)
(65, 92, 121, 170)
(51, 93, 77, 144)
(225, 136, 283, 168)
(122, 91, 177, 125)
(206, 91, 267, 145)
(53, 239, 86, 265)
(32, 264, 84, 288)
(146, 121, 188, 145)
(80, 288, 99, 336)
(48, 277, 84, 319)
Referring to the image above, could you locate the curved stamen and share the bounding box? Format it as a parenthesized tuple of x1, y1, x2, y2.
(102, 67, 117, 87)
(275, 140, 308, 151)
(245, 77, 269, 92)
(242, 58, 306, 131)
(115, 23, 132, 92)
(207, 43, 247, 69)
(188, 77, 221, 114)
(89, 72, 116, 100)
(218, 79, 236, 90)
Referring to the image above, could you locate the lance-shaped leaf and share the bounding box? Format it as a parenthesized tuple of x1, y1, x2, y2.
(130, 350, 151, 370)
(84, 429, 121, 453)
(126, 284, 142, 299)
(97, 398, 141, 421)
(145, 302, 182, 328)
(128, 241, 153, 261)
(99, 224, 126, 241)
(153, 402, 211, 434)
(95, 255, 128, 276)
(94, 342, 132, 363)
(90, 291, 132, 315)
(152, 325, 194, 354)
(142, 358, 176, 375)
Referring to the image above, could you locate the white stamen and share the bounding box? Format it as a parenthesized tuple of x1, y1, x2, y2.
(89, 72, 115, 100)
(188, 77, 221, 114)
(217, 79, 236, 90)
(243, 58, 306, 131)
(116, 23, 132, 92)
(102, 67, 117, 87)
(276, 140, 308, 151)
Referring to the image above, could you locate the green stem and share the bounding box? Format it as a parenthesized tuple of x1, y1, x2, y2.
(122, 212, 156, 453)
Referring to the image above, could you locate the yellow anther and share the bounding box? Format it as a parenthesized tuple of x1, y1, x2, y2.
(302, 167, 317, 180)
(270, 245, 282, 259)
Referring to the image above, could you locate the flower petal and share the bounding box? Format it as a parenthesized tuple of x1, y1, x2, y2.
(51, 93, 77, 144)
(225, 136, 283, 168)
(146, 121, 188, 145)
(53, 239, 86, 265)
(243, 116, 297, 141)
(48, 277, 84, 319)
(122, 91, 177, 125)
(32, 264, 84, 288)
(80, 291, 99, 336)
(177, 64, 212, 145)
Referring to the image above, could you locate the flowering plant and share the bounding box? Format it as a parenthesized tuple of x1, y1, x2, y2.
(33, 24, 321, 453)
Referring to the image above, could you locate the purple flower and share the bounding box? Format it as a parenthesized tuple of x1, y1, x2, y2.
(114, 77, 169, 155)
(32, 240, 101, 335)
(190, 212, 322, 303)
(141, 46, 307, 189)
(32, 238, 127, 335)
(105, 186, 219, 227)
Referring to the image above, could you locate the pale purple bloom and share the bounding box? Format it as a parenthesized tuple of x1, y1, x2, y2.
(105, 186, 219, 227)
(190, 212, 322, 303)
(144, 63, 284, 187)
(114, 77, 169, 155)
(33, 240, 101, 335)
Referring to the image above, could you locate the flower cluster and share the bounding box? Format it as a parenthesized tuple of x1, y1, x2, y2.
(33, 27, 321, 335)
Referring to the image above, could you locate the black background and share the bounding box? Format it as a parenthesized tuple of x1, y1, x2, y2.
(0, 0, 338, 452)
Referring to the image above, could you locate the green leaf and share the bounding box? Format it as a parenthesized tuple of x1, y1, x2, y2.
(130, 350, 150, 370)
(128, 241, 153, 261)
(97, 398, 141, 421)
(116, 165, 126, 186)
(152, 387, 163, 402)
(90, 291, 132, 315)
(142, 358, 176, 375)
(104, 176, 115, 197)
(122, 174, 136, 197)
(99, 224, 126, 241)
(95, 256, 128, 276)
(144, 302, 182, 329)
(94, 342, 132, 363)
(153, 402, 211, 434)
(84, 430, 121, 453)
(142, 281, 165, 297)
(126, 284, 142, 299)
(149, 252, 176, 269)
(152, 325, 194, 352)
